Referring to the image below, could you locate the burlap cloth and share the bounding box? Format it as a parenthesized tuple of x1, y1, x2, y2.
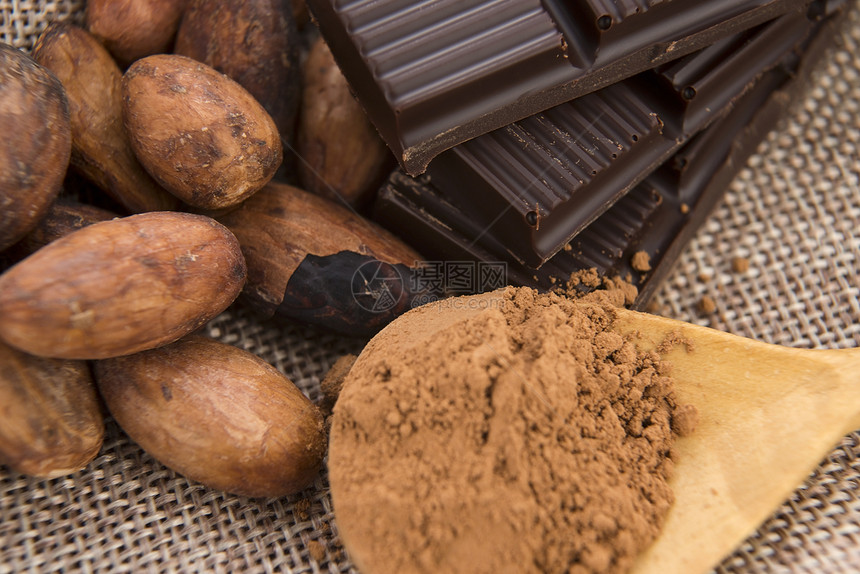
(2, 2, 860, 572)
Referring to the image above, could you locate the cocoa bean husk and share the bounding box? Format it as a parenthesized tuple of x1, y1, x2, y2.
(218, 182, 426, 336)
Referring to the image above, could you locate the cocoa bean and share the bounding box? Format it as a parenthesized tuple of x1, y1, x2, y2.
(122, 54, 282, 210)
(4, 198, 117, 263)
(297, 37, 392, 207)
(0, 43, 71, 252)
(32, 23, 179, 213)
(174, 0, 300, 151)
(0, 340, 103, 477)
(0, 211, 246, 359)
(95, 335, 326, 497)
(86, 0, 189, 67)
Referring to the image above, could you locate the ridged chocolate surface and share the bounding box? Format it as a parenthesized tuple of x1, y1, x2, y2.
(374, 63, 792, 302)
(456, 82, 660, 213)
(320, 0, 568, 159)
(373, 4, 839, 307)
(547, 0, 772, 64)
(555, 64, 792, 301)
(650, 14, 812, 133)
(424, 11, 814, 267)
(584, 0, 663, 19)
(338, 0, 560, 108)
(564, 186, 662, 272)
(308, 0, 812, 174)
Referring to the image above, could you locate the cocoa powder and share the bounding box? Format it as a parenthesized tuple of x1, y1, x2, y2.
(631, 250, 652, 272)
(329, 286, 694, 574)
(731, 256, 750, 273)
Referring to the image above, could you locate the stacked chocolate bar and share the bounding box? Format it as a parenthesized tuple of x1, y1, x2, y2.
(307, 0, 848, 308)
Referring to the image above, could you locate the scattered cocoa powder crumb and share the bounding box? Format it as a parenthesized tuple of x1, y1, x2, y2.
(731, 256, 750, 273)
(329, 286, 695, 574)
(599, 275, 639, 307)
(563, 243, 573, 252)
(672, 404, 699, 437)
(566, 268, 601, 289)
(557, 270, 639, 309)
(631, 250, 651, 272)
(680, 203, 690, 214)
(308, 539, 326, 563)
(698, 295, 717, 314)
(656, 330, 696, 355)
(294, 498, 311, 522)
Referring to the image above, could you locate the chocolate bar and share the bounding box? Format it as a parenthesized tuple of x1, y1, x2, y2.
(373, 1, 842, 307)
(418, 11, 815, 269)
(306, 0, 814, 175)
(542, 69, 793, 304)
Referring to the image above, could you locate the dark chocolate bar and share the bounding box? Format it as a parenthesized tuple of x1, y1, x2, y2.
(422, 11, 815, 268)
(543, 69, 793, 304)
(307, 0, 814, 175)
(373, 1, 842, 308)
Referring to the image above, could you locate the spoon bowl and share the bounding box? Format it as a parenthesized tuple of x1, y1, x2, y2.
(609, 307, 860, 574)
(331, 289, 860, 573)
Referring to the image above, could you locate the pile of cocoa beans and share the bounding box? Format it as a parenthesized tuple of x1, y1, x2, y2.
(0, 0, 421, 497)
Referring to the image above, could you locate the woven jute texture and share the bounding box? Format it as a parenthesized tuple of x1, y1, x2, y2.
(2, 2, 860, 573)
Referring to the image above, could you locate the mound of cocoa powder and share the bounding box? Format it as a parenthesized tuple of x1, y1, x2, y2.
(328, 286, 695, 574)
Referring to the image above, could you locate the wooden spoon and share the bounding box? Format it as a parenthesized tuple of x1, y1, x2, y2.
(608, 306, 860, 574)
(332, 289, 859, 573)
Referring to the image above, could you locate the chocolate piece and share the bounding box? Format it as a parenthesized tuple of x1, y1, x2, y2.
(549, 70, 793, 304)
(424, 11, 816, 268)
(307, 0, 813, 175)
(374, 2, 841, 308)
(427, 80, 673, 268)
